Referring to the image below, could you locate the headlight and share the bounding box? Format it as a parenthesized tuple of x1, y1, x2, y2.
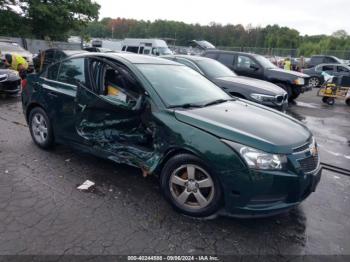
(8, 70, 19, 77)
(250, 93, 275, 103)
(293, 77, 305, 85)
(222, 140, 287, 170)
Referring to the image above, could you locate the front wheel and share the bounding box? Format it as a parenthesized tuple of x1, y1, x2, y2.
(160, 154, 223, 218)
(29, 107, 54, 149)
(308, 77, 320, 87)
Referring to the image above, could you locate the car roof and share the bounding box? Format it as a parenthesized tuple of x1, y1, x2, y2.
(203, 49, 259, 57)
(70, 52, 180, 65)
(162, 55, 211, 62)
(42, 49, 87, 55)
(316, 63, 349, 67)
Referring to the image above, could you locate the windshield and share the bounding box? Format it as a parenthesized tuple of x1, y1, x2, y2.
(137, 64, 231, 107)
(0, 42, 26, 52)
(254, 55, 277, 69)
(196, 59, 237, 78)
(196, 41, 215, 49)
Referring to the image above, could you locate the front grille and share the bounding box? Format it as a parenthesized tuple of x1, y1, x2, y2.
(276, 95, 284, 103)
(298, 154, 319, 173)
(0, 80, 20, 91)
(293, 138, 312, 153)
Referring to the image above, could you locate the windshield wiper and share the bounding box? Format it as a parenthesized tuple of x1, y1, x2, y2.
(203, 98, 234, 107)
(168, 103, 203, 109)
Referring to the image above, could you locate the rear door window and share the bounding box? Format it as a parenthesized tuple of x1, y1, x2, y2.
(337, 66, 350, 73)
(217, 53, 234, 66)
(57, 58, 87, 88)
(46, 63, 60, 80)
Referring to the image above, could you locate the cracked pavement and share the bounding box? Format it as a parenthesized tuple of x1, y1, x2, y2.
(0, 89, 349, 258)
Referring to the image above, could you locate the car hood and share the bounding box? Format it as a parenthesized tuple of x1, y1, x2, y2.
(268, 68, 309, 78)
(0, 69, 20, 81)
(174, 100, 311, 154)
(214, 76, 286, 95)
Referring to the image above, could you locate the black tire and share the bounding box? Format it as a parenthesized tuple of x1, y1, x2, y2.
(28, 107, 54, 149)
(346, 98, 350, 106)
(160, 154, 223, 218)
(326, 97, 335, 105)
(290, 86, 302, 101)
(322, 97, 328, 104)
(308, 77, 321, 88)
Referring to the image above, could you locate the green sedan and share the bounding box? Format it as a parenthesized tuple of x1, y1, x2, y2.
(21, 53, 322, 218)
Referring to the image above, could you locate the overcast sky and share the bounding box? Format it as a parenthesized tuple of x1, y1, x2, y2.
(95, 0, 348, 36)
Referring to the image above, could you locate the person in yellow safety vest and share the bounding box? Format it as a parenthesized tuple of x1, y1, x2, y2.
(284, 57, 292, 71)
(4, 53, 28, 79)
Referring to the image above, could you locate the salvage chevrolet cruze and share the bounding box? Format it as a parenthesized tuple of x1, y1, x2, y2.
(21, 53, 322, 218)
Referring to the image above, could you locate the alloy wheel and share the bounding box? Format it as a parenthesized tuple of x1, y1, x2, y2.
(309, 77, 320, 87)
(169, 164, 215, 210)
(31, 113, 48, 144)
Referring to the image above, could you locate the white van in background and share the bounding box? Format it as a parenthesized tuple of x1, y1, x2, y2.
(121, 38, 173, 56)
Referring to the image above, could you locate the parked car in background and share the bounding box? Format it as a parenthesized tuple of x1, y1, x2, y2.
(22, 52, 321, 218)
(0, 69, 21, 95)
(202, 50, 310, 101)
(303, 63, 350, 87)
(162, 55, 288, 111)
(33, 49, 86, 72)
(0, 40, 34, 72)
(307, 55, 343, 69)
(121, 38, 173, 56)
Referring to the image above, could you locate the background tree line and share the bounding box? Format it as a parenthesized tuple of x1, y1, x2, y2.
(84, 18, 350, 57)
(1, 1, 350, 57)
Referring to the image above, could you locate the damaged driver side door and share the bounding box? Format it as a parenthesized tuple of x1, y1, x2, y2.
(74, 57, 156, 169)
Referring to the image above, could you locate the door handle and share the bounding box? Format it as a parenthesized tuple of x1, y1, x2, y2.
(47, 92, 58, 98)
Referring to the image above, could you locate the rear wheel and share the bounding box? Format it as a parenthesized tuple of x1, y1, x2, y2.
(160, 154, 222, 218)
(29, 107, 54, 149)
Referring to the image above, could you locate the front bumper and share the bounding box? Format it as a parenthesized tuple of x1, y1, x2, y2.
(265, 100, 288, 112)
(0, 80, 21, 94)
(220, 159, 322, 217)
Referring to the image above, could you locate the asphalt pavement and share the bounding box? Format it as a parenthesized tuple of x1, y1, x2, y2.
(0, 89, 349, 260)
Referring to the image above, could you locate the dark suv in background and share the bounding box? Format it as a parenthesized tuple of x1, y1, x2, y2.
(202, 50, 310, 102)
(162, 55, 288, 111)
(307, 55, 343, 69)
